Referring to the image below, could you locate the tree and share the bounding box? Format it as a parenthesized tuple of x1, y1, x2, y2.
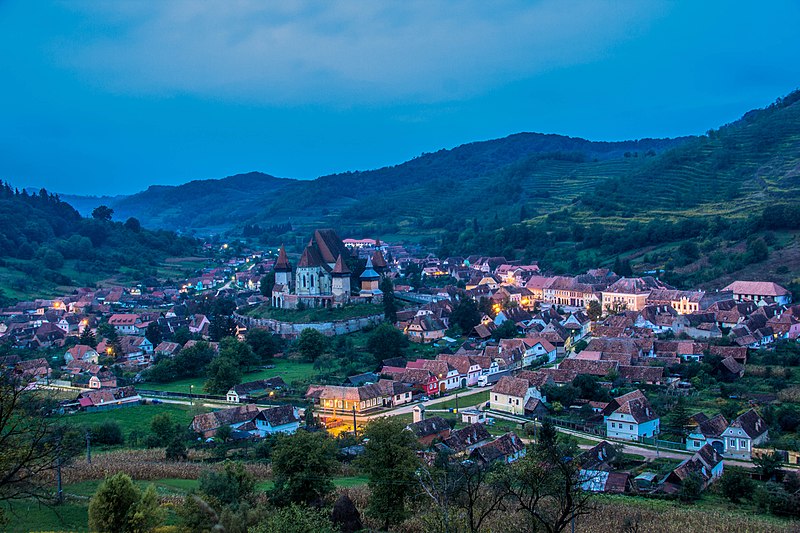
(251, 504, 337, 533)
(271, 430, 338, 506)
(502, 426, 594, 533)
(209, 314, 236, 341)
(219, 337, 260, 372)
(296, 328, 327, 362)
(145, 322, 162, 347)
(166, 436, 188, 461)
(667, 396, 692, 438)
(259, 271, 276, 298)
(149, 413, 177, 448)
(91, 205, 114, 221)
(215, 425, 233, 443)
(0, 372, 82, 521)
(366, 322, 407, 363)
(451, 297, 482, 334)
(124, 217, 141, 233)
(678, 471, 704, 503)
(331, 493, 363, 533)
(586, 300, 603, 321)
(198, 460, 255, 508)
(719, 468, 755, 503)
(204, 357, 242, 395)
(359, 417, 420, 530)
(380, 277, 397, 323)
(246, 328, 280, 363)
(88, 473, 165, 532)
(492, 319, 519, 341)
(79, 327, 97, 348)
(754, 451, 783, 480)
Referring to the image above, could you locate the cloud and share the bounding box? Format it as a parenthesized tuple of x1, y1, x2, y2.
(56, 0, 667, 105)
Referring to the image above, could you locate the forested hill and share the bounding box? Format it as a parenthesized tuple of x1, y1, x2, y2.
(0, 183, 196, 303)
(63, 135, 688, 235)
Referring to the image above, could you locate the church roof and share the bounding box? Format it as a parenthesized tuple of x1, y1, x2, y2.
(313, 229, 350, 264)
(274, 245, 291, 272)
(360, 256, 380, 280)
(298, 241, 328, 269)
(371, 249, 388, 270)
(332, 254, 351, 276)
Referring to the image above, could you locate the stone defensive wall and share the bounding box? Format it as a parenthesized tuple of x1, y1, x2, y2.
(233, 312, 384, 338)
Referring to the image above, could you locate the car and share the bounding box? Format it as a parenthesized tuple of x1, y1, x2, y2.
(151, 398, 163, 404)
(419, 396, 430, 402)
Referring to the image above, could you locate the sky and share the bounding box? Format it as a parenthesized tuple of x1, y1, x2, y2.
(1, 1, 799, 196)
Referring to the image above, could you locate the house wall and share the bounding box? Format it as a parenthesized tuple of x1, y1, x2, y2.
(607, 413, 660, 440)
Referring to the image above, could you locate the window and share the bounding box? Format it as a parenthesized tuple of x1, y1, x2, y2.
(611, 422, 615, 428)
(629, 425, 633, 430)
(729, 438, 736, 448)
(740, 439, 747, 449)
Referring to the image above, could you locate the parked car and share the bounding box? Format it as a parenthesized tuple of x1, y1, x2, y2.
(419, 396, 430, 402)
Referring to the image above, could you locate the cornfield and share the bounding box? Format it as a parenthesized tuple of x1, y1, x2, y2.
(334, 487, 799, 533)
(57, 449, 272, 485)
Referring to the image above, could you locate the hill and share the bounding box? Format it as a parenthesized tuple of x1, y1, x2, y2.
(0, 183, 197, 303)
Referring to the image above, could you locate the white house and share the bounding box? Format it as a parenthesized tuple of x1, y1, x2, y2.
(252, 405, 301, 437)
(605, 391, 660, 441)
(721, 409, 768, 459)
(490, 375, 546, 416)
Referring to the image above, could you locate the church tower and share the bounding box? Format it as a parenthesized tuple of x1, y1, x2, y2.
(331, 254, 351, 300)
(274, 244, 292, 289)
(359, 256, 381, 297)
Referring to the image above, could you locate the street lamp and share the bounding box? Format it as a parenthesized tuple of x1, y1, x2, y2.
(189, 384, 194, 409)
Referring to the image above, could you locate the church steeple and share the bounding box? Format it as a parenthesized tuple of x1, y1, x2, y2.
(274, 245, 291, 272)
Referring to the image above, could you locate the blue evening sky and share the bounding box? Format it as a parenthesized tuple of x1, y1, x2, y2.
(1, 1, 798, 195)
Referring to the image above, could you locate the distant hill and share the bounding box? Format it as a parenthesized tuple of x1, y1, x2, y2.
(55, 89, 800, 292)
(0, 183, 196, 303)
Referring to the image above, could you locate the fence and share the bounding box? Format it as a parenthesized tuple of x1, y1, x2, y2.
(541, 415, 607, 437)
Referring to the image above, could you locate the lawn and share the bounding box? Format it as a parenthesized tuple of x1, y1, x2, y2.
(142, 359, 317, 393)
(433, 390, 489, 411)
(64, 403, 195, 436)
(3, 500, 89, 533)
(64, 478, 200, 498)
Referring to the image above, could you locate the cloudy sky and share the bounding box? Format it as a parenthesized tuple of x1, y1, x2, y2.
(1, 1, 799, 195)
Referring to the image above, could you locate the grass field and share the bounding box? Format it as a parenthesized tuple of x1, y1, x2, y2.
(64, 403, 195, 436)
(142, 359, 317, 393)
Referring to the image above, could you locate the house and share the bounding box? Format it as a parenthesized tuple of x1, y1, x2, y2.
(469, 432, 526, 464)
(722, 281, 792, 306)
(154, 341, 182, 357)
(406, 407, 451, 447)
(405, 314, 447, 344)
(645, 289, 706, 315)
(226, 377, 287, 403)
(252, 405, 301, 436)
(686, 413, 728, 453)
(78, 386, 141, 412)
(376, 379, 414, 407)
(305, 383, 386, 412)
(190, 404, 261, 439)
(489, 374, 548, 416)
(88, 371, 118, 389)
(108, 314, 141, 334)
(64, 344, 99, 364)
(601, 277, 669, 312)
(662, 444, 723, 493)
(721, 409, 768, 459)
(437, 423, 492, 455)
(671, 313, 723, 339)
(14, 357, 51, 382)
(406, 359, 461, 393)
(605, 390, 660, 441)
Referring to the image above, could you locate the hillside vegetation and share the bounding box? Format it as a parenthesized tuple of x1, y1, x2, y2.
(0, 183, 196, 303)
(60, 90, 800, 290)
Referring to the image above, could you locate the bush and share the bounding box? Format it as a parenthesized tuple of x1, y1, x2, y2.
(718, 468, 754, 503)
(90, 420, 125, 446)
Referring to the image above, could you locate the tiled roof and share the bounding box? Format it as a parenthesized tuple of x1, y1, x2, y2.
(723, 281, 789, 297)
(406, 416, 451, 438)
(254, 405, 299, 427)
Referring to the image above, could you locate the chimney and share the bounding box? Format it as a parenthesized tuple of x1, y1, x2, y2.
(413, 404, 426, 423)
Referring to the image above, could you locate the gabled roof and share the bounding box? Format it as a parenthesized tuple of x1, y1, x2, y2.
(406, 416, 450, 438)
(728, 409, 767, 439)
(191, 404, 260, 433)
(254, 405, 299, 427)
(313, 229, 350, 264)
(332, 254, 351, 276)
(470, 432, 525, 464)
(440, 423, 491, 453)
(492, 376, 532, 397)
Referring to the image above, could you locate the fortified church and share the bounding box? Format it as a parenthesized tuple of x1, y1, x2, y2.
(271, 229, 386, 309)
